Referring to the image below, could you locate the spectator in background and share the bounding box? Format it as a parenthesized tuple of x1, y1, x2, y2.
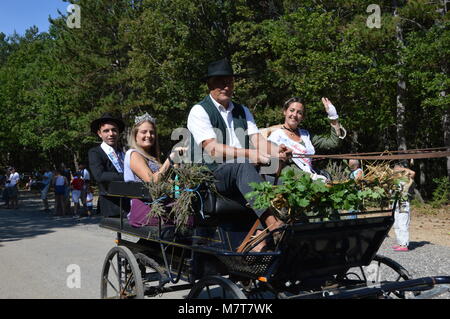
(348, 159, 364, 181)
(60, 163, 72, 215)
(71, 172, 84, 218)
(52, 170, 68, 216)
(85, 186, 94, 217)
(78, 162, 90, 211)
(40, 167, 53, 212)
(346, 159, 364, 219)
(28, 170, 44, 192)
(25, 175, 34, 191)
(392, 163, 415, 252)
(5, 167, 20, 209)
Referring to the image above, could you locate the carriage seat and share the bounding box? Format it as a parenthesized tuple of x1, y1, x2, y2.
(201, 189, 253, 217)
(99, 215, 186, 241)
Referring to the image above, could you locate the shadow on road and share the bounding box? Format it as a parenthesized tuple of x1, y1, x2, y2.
(408, 241, 432, 251)
(0, 191, 101, 243)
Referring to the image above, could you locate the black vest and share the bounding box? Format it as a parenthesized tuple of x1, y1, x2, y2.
(189, 95, 250, 171)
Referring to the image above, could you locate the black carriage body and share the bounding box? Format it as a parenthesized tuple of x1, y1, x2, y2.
(272, 215, 393, 282)
(99, 182, 450, 299)
(100, 182, 393, 283)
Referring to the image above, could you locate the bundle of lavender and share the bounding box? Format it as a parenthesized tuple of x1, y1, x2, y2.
(144, 164, 217, 231)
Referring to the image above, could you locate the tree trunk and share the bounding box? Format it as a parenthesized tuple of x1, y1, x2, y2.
(394, 5, 407, 154)
(414, 188, 425, 203)
(419, 160, 426, 189)
(350, 131, 360, 153)
(73, 151, 80, 171)
(396, 78, 407, 151)
(434, 1, 450, 177)
(441, 63, 449, 176)
(442, 94, 450, 177)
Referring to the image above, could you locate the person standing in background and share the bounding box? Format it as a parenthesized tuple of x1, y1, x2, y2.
(5, 167, 20, 209)
(78, 163, 90, 211)
(60, 163, 72, 215)
(71, 172, 84, 218)
(52, 170, 68, 216)
(85, 186, 94, 217)
(40, 167, 53, 212)
(392, 163, 416, 252)
(348, 159, 364, 181)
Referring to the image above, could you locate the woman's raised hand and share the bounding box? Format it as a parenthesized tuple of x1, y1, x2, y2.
(321, 97, 339, 120)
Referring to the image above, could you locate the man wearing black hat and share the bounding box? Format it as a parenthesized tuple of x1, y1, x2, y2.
(187, 58, 290, 252)
(88, 113, 128, 217)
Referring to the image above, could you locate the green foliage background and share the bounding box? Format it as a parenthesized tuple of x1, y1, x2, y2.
(0, 0, 448, 197)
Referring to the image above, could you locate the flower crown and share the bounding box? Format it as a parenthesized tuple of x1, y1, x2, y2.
(135, 112, 156, 125)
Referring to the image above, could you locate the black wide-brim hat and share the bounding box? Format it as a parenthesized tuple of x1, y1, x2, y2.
(201, 58, 244, 81)
(90, 113, 125, 134)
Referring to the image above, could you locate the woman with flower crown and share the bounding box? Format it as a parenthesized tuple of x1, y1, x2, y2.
(124, 113, 184, 227)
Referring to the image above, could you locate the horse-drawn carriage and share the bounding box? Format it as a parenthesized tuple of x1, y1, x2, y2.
(98, 180, 450, 299)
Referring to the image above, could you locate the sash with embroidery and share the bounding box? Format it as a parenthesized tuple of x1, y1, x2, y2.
(100, 142, 125, 173)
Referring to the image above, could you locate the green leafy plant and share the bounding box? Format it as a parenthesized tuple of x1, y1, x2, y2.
(246, 167, 402, 223)
(431, 177, 450, 208)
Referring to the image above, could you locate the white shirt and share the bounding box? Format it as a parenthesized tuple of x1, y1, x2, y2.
(86, 193, 94, 206)
(187, 94, 259, 148)
(81, 168, 90, 181)
(7, 172, 20, 187)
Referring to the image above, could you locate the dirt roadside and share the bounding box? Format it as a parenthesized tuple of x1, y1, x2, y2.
(390, 204, 450, 247)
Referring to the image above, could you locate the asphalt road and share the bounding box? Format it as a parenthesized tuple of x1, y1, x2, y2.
(0, 193, 116, 298)
(0, 191, 187, 299)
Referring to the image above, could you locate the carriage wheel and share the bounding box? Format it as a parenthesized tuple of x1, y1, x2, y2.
(187, 276, 248, 299)
(345, 254, 414, 299)
(135, 253, 169, 297)
(100, 246, 144, 299)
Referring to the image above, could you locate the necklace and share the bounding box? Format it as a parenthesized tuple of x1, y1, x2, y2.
(282, 125, 298, 135)
(282, 125, 302, 142)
